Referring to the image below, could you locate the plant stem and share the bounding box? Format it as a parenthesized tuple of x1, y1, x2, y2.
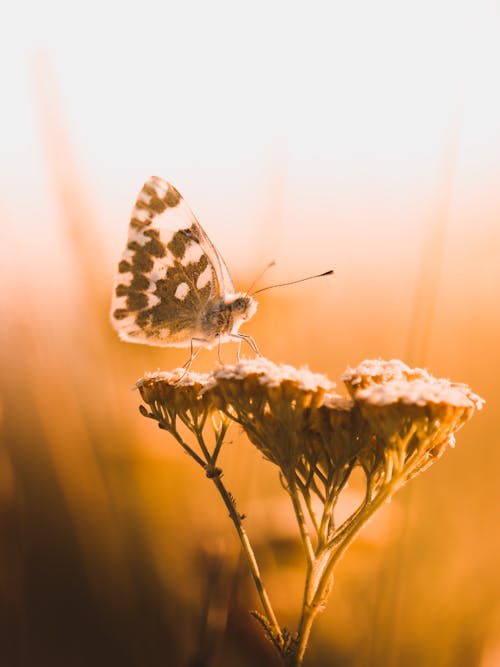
(314, 476, 404, 611)
(167, 423, 284, 654)
(286, 476, 406, 666)
(288, 477, 315, 565)
(285, 607, 317, 667)
(210, 475, 282, 642)
(288, 546, 332, 667)
(169, 429, 207, 468)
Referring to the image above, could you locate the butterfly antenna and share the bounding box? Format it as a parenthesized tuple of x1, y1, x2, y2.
(246, 260, 276, 294)
(251, 269, 334, 295)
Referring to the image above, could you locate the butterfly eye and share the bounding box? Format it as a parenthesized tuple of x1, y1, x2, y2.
(232, 298, 248, 313)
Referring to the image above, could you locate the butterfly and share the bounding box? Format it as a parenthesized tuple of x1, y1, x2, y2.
(110, 176, 259, 362)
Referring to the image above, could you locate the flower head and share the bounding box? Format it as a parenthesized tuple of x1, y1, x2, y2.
(137, 358, 484, 495)
(134, 356, 485, 665)
(342, 358, 430, 394)
(343, 360, 484, 480)
(305, 393, 357, 474)
(138, 369, 214, 431)
(206, 358, 335, 471)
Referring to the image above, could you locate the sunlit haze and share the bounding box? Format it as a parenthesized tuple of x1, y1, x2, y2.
(3, 0, 500, 271)
(1, 2, 499, 666)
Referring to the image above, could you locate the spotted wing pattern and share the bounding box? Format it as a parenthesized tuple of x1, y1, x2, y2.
(111, 176, 233, 347)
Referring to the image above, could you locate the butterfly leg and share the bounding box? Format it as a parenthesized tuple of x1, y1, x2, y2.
(228, 333, 261, 358)
(182, 340, 202, 370)
(217, 335, 223, 364)
(175, 338, 206, 382)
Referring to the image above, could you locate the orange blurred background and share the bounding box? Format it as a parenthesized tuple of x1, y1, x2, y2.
(1, 1, 499, 665)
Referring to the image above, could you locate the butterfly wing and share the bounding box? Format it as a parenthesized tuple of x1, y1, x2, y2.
(111, 176, 235, 347)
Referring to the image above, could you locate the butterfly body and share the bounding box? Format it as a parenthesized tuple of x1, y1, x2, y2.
(111, 176, 258, 351)
(199, 294, 257, 345)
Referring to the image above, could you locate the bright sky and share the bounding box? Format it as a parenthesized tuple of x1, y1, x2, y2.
(2, 0, 500, 274)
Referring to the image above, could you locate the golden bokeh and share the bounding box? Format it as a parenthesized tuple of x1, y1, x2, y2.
(1, 1, 499, 665)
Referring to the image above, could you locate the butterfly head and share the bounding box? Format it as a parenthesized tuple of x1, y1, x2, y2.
(226, 293, 258, 325)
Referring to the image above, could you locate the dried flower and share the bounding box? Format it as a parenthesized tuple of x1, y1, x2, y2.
(305, 392, 356, 471)
(206, 358, 335, 472)
(138, 369, 214, 432)
(136, 357, 484, 667)
(342, 358, 430, 394)
(343, 360, 484, 482)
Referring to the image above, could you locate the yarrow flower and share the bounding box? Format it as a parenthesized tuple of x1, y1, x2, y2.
(343, 359, 485, 481)
(136, 357, 484, 667)
(138, 369, 214, 431)
(137, 358, 484, 496)
(342, 358, 430, 391)
(206, 358, 335, 471)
